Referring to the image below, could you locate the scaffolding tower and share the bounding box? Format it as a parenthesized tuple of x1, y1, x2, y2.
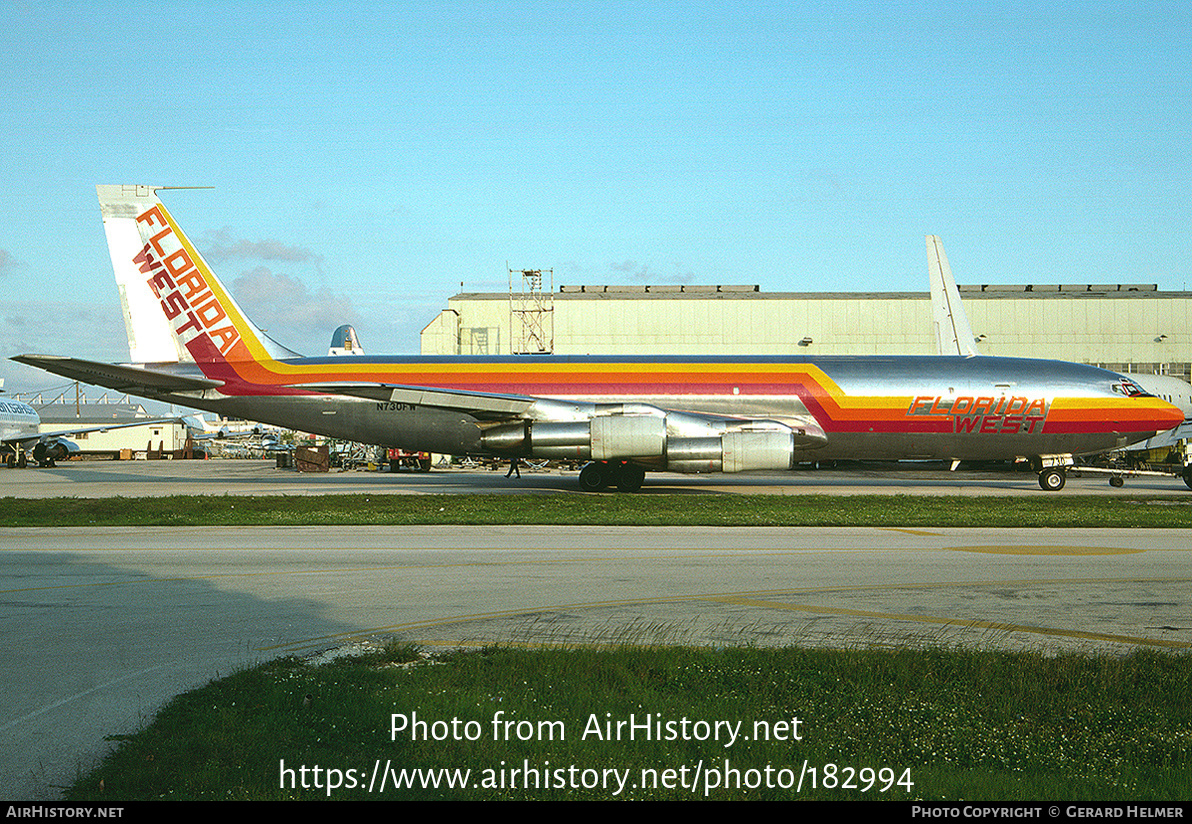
(509, 267, 554, 354)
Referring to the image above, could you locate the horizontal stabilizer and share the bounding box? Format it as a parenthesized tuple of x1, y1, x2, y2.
(11, 355, 223, 394)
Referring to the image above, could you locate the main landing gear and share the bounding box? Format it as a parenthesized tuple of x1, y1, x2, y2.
(578, 460, 647, 493)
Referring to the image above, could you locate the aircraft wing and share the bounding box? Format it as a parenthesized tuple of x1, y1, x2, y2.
(301, 382, 539, 418)
(304, 381, 828, 448)
(13, 355, 828, 456)
(3, 416, 186, 447)
(1123, 421, 1192, 452)
(11, 355, 223, 394)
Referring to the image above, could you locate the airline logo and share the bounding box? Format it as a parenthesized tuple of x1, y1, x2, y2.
(133, 205, 242, 357)
(1, 401, 36, 416)
(907, 395, 1049, 434)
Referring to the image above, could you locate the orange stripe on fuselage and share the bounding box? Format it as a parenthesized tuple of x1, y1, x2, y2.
(201, 354, 939, 431)
(1045, 397, 1184, 434)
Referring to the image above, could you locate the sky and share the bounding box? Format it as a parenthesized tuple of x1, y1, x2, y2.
(1, 1, 1190, 394)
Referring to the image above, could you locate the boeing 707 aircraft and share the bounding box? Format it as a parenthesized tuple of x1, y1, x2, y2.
(11, 186, 1185, 491)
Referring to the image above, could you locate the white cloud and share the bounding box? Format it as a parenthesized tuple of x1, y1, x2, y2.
(0, 248, 18, 278)
(609, 260, 694, 284)
(198, 228, 323, 271)
(231, 267, 360, 355)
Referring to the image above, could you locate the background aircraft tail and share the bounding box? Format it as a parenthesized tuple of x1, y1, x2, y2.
(927, 235, 980, 357)
(97, 185, 301, 365)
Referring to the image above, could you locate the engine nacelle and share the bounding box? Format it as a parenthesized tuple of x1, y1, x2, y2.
(529, 415, 667, 460)
(478, 422, 529, 453)
(478, 406, 825, 474)
(32, 439, 79, 463)
(667, 430, 800, 473)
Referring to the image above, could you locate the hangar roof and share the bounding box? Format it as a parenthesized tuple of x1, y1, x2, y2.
(455, 284, 1183, 301)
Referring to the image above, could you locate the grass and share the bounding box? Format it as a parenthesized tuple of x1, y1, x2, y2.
(4, 492, 1192, 528)
(62, 643, 1192, 801)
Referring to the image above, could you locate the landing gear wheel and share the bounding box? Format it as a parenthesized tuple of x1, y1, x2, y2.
(1109, 476, 1125, 488)
(615, 463, 645, 493)
(579, 461, 609, 492)
(1038, 467, 1066, 491)
(419, 457, 432, 472)
(1183, 466, 1192, 491)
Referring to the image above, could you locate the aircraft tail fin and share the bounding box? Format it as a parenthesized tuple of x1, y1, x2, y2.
(927, 235, 980, 357)
(100, 185, 190, 363)
(97, 185, 301, 366)
(328, 324, 364, 356)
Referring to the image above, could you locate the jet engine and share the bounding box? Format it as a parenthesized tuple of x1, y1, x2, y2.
(31, 438, 79, 466)
(478, 405, 826, 473)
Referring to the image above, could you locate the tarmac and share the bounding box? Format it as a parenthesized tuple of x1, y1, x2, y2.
(4, 455, 1191, 497)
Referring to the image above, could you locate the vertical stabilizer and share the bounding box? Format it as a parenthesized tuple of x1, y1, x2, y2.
(100, 185, 189, 363)
(328, 324, 364, 356)
(927, 235, 980, 357)
(97, 185, 302, 366)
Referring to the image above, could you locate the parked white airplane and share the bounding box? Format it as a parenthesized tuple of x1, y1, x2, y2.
(0, 380, 176, 467)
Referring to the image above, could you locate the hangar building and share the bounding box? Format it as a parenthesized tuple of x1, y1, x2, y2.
(421, 283, 1192, 382)
(32, 400, 190, 457)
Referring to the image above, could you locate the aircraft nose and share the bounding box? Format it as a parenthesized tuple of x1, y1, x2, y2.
(1137, 398, 1189, 435)
(1159, 399, 1186, 431)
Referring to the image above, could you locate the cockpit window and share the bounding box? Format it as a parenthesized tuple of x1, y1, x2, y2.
(1111, 378, 1146, 397)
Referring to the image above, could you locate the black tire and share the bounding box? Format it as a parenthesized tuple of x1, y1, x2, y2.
(1183, 466, 1192, 491)
(1109, 476, 1124, 488)
(419, 457, 432, 472)
(579, 461, 609, 492)
(1039, 468, 1066, 491)
(616, 464, 646, 493)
